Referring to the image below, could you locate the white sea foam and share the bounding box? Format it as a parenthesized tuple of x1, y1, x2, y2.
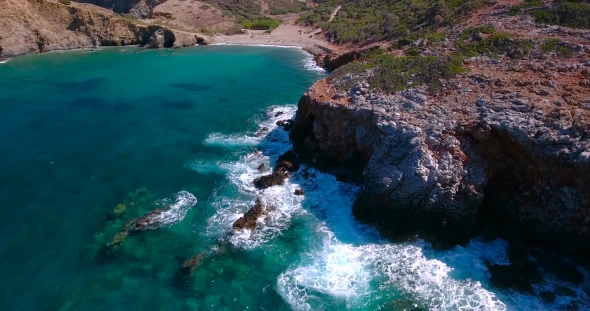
(210, 43, 304, 49)
(277, 229, 508, 311)
(302, 53, 326, 72)
(187, 159, 228, 175)
(145, 190, 197, 228)
(204, 106, 306, 248)
(202, 104, 590, 311)
(208, 43, 325, 72)
(203, 105, 296, 149)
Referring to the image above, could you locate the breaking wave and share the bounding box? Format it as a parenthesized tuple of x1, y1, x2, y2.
(199, 104, 590, 310)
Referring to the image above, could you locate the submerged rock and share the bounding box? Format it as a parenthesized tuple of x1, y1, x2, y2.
(106, 203, 127, 220)
(294, 189, 305, 195)
(232, 198, 267, 230)
(180, 253, 204, 276)
(134, 209, 165, 230)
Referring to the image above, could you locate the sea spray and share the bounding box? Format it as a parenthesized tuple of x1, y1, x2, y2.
(200, 105, 590, 311)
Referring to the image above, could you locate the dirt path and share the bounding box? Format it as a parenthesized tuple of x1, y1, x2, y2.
(329, 5, 341, 22)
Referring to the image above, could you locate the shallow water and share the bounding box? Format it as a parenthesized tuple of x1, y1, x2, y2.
(0, 46, 588, 311)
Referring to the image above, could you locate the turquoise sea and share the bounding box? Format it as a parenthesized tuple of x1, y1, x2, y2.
(0, 45, 588, 311)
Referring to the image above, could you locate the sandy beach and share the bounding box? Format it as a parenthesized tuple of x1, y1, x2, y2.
(212, 15, 341, 52)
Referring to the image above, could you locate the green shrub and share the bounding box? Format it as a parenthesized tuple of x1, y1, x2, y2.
(424, 31, 447, 42)
(332, 51, 465, 93)
(368, 55, 465, 92)
(456, 33, 532, 58)
(58, 0, 71, 5)
(539, 38, 575, 57)
(299, 0, 495, 44)
(460, 26, 495, 40)
(510, 0, 590, 28)
(240, 18, 280, 30)
(199, 4, 210, 10)
(406, 46, 422, 56)
(199, 27, 214, 35)
(120, 13, 138, 21)
(532, 1, 590, 28)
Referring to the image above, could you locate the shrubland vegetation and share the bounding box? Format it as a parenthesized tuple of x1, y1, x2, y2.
(198, 0, 301, 32)
(58, 0, 71, 5)
(511, 0, 590, 29)
(299, 0, 494, 44)
(268, 0, 308, 15)
(332, 49, 465, 92)
(539, 38, 575, 57)
(454, 28, 534, 58)
(241, 18, 280, 30)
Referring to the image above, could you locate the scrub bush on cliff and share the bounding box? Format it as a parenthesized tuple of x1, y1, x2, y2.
(332, 50, 465, 93)
(299, 0, 494, 44)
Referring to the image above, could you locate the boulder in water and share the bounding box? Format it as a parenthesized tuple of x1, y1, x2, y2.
(134, 209, 165, 230)
(294, 189, 305, 195)
(233, 198, 267, 230)
(276, 150, 300, 172)
(253, 167, 291, 189)
(276, 119, 294, 131)
(276, 160, 293, 171)
(257, 163, 269, 171)
(255, 127, 269, 137)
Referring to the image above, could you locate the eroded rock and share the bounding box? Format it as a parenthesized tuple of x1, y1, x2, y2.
(276, 119, 294, 131)
(232, 198, 267, 230)
(291, 76, 590, 256)
(253, 167, 291, 189)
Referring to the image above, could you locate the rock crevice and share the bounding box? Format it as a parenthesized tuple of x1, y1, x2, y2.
(291, 76, 590, 259)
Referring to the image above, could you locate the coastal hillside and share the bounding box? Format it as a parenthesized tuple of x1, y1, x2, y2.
(0, 0, 209, 60)
(73, 0, 310, 33)
(291, 0, 590, 274)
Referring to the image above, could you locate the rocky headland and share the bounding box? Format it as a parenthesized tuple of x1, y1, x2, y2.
(0, 0, 210, 61)
(291, 2, 590, 264)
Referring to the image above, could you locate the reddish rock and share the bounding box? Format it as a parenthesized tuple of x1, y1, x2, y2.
(233, 198, 266, 230)
(253, 167, 291, 189)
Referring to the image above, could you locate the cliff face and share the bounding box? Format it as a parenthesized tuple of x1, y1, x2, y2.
(75, 0, 163, 18)
(292, 55, 590, 258)
(0, 0, 209, 60)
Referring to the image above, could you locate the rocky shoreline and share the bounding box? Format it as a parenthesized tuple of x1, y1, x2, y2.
(0, 0, 211, 61)
(290, 48, 590, 265)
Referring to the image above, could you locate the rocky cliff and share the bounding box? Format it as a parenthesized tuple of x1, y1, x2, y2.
(292, 17, 590, 260)
(0, 0, 209, 60)
(75, 0, 163, 18)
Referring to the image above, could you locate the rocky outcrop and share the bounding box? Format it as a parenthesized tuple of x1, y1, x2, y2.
(0, 0, 209, 60)
(253, 167, 291, 189)
(75, 0, 163, 18)
(291, 61, 590, 259)
(232, 198, 267, 230)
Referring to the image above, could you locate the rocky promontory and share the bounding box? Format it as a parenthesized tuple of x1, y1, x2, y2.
(0, 0, 210, 61)
(292, 20, 590, 260)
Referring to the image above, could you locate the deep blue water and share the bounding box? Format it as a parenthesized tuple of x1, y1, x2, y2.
(0, 45, 589, 311)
